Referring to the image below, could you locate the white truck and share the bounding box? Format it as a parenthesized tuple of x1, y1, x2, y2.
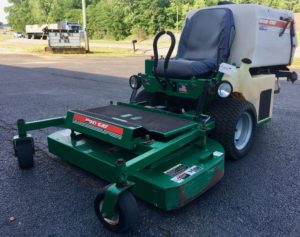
(25, 20, 81, 39)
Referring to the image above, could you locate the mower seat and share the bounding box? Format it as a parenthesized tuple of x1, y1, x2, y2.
(156, 8, 235, 79)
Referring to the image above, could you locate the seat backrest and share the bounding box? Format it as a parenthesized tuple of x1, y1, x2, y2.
(176, 8, 235, 64)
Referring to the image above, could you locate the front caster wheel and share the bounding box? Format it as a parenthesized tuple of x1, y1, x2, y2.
(94, 190, 138, 233)
(13, 137, 35, 169)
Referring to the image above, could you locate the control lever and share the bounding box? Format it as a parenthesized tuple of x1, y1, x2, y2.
(279, 17, 293, 37)
(274, 77, 281, 94)
(201, 114, 211, 129)
(194, 83, 209, 121)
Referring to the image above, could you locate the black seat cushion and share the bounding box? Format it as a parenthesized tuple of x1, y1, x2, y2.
(157, 58, 217, 79)
(156, 8, 235, 79)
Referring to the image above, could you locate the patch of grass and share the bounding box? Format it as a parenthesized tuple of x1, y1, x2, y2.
(90, 39, 131, 45)
(0, 34, 7, 42)
(0, 31, 13, 41)
(0, 44, 45, 54)
(90, 33, 178, 47)
(291, 57, 300, 69)
(0, 43, 141, 56)
(88, 46, 137, 56)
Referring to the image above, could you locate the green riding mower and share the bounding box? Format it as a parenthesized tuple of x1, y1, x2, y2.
(13, 3, 297, 233)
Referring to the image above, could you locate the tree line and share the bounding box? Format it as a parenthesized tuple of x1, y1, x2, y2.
(5, 0, 300, 40)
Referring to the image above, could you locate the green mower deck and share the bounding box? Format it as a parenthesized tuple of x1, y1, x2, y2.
(48, 129, 224, 211)
(13, 102, 225, 221)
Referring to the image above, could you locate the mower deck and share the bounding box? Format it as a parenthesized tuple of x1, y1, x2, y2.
(13, 99, 225, 223)
(48, 129, 224, 211)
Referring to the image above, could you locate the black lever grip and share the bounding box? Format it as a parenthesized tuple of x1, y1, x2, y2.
(152, 30, 176, 77)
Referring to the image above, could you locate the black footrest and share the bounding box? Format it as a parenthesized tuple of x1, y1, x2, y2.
(74, 104, 194, 134)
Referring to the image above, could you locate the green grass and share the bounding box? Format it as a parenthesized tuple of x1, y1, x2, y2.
(0, 39, 140, 56)
(0, 33, 7, 42)
(0, 44, 45, 54)
(291, 57, 300, 69)
(90, 39, 132, 44)
(88, 46, 137, 56)
(90, 33, 178, 47)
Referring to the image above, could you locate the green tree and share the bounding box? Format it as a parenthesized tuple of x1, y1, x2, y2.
(5, 0, 300, 38)
(293, 3, 300, 12)
(87, 0, 130, 40)
(28, 0, 56, 24)
(5, 0, 35, 32)
(38, 0, 56, 23)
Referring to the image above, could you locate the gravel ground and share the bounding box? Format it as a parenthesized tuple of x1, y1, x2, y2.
(0, 54, 299, 237)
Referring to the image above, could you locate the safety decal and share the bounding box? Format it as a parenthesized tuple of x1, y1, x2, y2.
(73, 114, 124, 139)
(171, 173, 190, 183)
(164, 164, 188, 177)
(219, 63, 237, 76)
(165, 165, 202, 183)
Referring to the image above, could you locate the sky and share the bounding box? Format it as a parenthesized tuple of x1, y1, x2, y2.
(0, 0, 10, 24)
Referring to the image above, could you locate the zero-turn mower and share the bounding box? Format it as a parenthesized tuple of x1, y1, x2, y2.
(13, 3, 298, 233)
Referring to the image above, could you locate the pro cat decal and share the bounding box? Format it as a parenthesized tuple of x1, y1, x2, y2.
(73, 114, 124, 139)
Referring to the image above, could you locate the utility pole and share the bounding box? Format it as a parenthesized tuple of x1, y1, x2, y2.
(82, 0, 89, 52)
(176, 5, 179, 33)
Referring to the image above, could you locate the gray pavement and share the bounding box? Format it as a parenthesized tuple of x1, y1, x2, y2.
(0, 54, 300, 237)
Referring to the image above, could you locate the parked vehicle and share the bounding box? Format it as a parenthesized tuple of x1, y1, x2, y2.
(25, 20, 81, 40)
(13, 32, 25, 38)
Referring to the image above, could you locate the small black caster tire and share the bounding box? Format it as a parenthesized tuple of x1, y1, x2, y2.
(15, 140, 34, 169)
(94, 190, 138, 233)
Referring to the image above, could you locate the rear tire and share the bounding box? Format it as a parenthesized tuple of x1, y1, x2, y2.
(207, 98, 257, 160)
(94, 190, 138, 233)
